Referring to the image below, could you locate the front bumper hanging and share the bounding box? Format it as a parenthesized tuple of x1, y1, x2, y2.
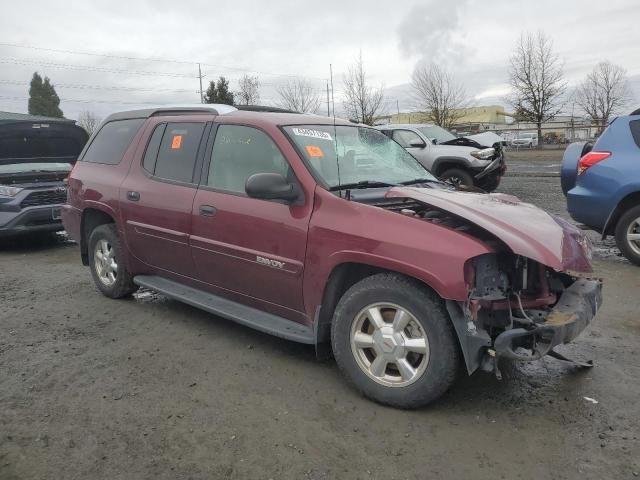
(493, 278, 602, 361)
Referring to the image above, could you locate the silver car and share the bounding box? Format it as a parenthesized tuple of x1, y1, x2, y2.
(376, 124, 506, 191)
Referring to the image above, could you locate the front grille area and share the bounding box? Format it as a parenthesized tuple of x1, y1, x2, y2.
(20, 189, 67, 208)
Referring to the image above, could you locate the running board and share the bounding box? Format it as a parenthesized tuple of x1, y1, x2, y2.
(133, 275, 315, 344)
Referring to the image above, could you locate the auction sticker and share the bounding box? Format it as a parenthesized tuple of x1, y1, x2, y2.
(305, 145, 324, 157)
(291, 128, 332, 141)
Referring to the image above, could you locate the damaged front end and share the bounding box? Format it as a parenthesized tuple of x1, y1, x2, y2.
(381, 187, 603, 377)
(447, 253, 602, 377)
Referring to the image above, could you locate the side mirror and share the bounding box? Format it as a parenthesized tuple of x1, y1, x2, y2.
(245, 173, 299, 202)
(409, 139, 427, 148)
(432, 138, 438, 145)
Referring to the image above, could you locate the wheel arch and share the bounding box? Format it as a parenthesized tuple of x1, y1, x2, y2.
(314, 261, 446, 353)
(432, 156, 471, 177)
(80, 207, 116, 265)
(602, 190, 640, 237)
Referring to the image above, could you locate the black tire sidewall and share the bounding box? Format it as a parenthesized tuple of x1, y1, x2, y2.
(331, 275, 460, 408)
(88, 224, 136, 298)
(439, 168, 474, 188)
(615, 205, 640, 266)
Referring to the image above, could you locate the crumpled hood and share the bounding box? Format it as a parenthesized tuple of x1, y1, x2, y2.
(386, 186, 593, 273)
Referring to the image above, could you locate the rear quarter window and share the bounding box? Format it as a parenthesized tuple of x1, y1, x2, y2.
(81, 118, 144, 165)
(630, 120, 640, 149)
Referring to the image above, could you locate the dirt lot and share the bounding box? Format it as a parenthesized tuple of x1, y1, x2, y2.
(1, 153, 639, 479)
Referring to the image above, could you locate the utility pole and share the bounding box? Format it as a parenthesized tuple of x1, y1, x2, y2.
(326, 80, 330, 117)
(396, 99, 400, 115)
(197, 63, 204, 104)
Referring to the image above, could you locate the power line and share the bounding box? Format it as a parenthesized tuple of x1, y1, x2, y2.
(0, 42, 328, 81)
(0, 79, 194, 93)
(0, 95, 186, 106)
(0, 58, 197, 78)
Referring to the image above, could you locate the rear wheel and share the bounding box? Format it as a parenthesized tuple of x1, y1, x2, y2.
(331, 274, 460, 408)
(88, 224, 137, 298)
(615, 205, 640, 266)
(439, 168, 474, 188)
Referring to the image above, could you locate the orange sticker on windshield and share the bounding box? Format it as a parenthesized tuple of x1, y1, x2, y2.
(171, 135, 183, 149)
(306, 145, 324, 157)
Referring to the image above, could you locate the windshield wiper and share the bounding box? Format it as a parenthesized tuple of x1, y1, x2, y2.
(329, 180, 399, 191)
(400, 178, 441, 186)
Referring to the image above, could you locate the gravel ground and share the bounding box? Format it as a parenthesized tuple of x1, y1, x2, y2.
(1, 157, 639, 479)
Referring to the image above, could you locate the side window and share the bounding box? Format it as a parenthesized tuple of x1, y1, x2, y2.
(393, 129, 423, 148)
(142, 124, 166, 173)
(82, 118, 145, 164)
(630, 120, 640, 149)
(153, 122, 205, 183)
(207, 125, 291, 194)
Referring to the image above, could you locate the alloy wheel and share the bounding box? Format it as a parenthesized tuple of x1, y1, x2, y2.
(626, 217, 640, 256)
(350, 303, 430, 387)
(94, 239, 118, 286)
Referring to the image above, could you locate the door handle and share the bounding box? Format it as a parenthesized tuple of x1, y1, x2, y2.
(127, 191, 140, 201)
(199, 205, 217, 217)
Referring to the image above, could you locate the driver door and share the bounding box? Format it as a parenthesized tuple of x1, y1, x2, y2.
(189, 124, 312, 319)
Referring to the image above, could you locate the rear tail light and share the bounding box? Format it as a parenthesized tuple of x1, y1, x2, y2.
(578, 151, 611, 175)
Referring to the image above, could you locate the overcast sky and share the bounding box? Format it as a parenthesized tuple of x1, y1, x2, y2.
(0, 0, 638, 120)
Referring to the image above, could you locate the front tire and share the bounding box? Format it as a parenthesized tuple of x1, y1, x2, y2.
(439, 168, 474, 188)
(88, 224, 137, 298)
(331, 274, 460, 408)
(615, 205, 640, 266)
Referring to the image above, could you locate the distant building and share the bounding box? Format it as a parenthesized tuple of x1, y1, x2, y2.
(378, 106, 599, 142)
(386, 105, 508, 128)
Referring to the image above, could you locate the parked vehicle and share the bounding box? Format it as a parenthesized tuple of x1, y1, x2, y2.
(511, 133, 538, 148)
(561, 109, 640, 265)
(0, 115, 88, 237)
(64, 105, 601, 408)
(375, 124, 506, 191)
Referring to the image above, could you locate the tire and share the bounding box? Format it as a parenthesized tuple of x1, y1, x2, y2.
(614, 205, 640, 266)
(88, 224, 137, 298)
(438, 168, 474, 188)
(331, 273, 460, 408)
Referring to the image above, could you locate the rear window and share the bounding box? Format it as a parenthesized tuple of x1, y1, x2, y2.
(631, 120, 640, 149)
(82, 119, 144, 165)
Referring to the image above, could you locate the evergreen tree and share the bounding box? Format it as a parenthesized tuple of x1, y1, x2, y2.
(28, 72, 64, 118)
(204, 76, 234, 105)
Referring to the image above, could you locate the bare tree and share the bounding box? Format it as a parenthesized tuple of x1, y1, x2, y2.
(77, 111, 101, 135)
(342, 53, 384, 125)
(235, 75, 260, 105)
(276, 79, 321, 114)
(508, 31, 566, 145)
(576, 61, 632, 132)
(411, 64, 467, 129)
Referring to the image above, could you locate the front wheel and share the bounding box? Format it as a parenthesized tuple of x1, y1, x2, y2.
(88, 224, 137, 298)
(438, 168, 474, 188)
(615, 205, 640, 266)
(331, 274, 460, 408)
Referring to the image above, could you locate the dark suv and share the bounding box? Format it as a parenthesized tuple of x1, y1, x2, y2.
(0, 117, 88, 236)
(64, 105, 601, 408)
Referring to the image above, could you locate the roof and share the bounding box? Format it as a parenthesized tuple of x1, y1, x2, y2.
(104, 104, 354, 127)
(0, 111, 75, 124)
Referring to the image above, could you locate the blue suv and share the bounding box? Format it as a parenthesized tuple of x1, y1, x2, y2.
(561, 108, 640, 264)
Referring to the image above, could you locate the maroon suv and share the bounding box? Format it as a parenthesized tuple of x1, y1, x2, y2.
(63, 105, 602, 408)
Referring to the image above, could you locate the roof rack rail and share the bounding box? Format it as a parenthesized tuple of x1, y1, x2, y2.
(235, 105, 300, 114)
(106, 104, 236, 122)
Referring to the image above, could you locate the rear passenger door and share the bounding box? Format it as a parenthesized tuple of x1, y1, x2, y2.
(119, 118, 208, 277)
(190, 124, 311, 320)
